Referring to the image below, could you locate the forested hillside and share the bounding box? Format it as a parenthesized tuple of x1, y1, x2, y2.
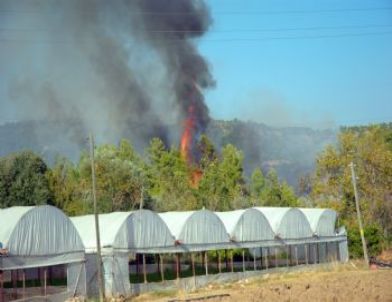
(0, 119, 336, 187)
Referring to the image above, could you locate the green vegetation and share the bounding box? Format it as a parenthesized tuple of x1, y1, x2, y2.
(0, 136, 299, 213)
(0, 151, 52, 207)
(0, 123, 391, 257)
(310, 123, 392, 256)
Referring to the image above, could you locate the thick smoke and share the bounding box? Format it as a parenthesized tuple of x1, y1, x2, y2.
(0, 0, 214, 153)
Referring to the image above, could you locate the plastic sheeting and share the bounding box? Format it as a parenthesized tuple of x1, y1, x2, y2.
(71, 210, 175, 298)
(253, 207, 313, 239)
(300, 208, 337, 236)
(70, 206, 348, 298)
(159, 209, 231, 250)
(0, 205, 87, 300)
(0, 205, 85, 270)
(215, 209, 275, 243)
(71, 210, 174, 253)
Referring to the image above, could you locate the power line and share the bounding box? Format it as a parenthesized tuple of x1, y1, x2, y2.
(0, 6, 391, 16)
(1, 30, 391, 45)
(1, 24, 392, 34)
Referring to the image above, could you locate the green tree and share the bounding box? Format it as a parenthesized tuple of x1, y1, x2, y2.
(78, 139, 147, 213)
(0, 151, 52, 207)
(249, 167, 265, 204)
(256, 169, 299, 207)
(146, 138, 198, 211)
(47, 156, 87, 215)
(197, 134, 217, 169)
(198, 144, 248, 210)
(311, 125, 392, 251)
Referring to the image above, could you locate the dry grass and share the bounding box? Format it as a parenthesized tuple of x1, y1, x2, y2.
(132, 262, 392, 302)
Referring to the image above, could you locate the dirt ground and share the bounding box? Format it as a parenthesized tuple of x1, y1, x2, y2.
(133, 262, 392, 302)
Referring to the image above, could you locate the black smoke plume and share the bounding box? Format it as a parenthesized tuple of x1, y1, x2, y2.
(0, 0, 214, 154)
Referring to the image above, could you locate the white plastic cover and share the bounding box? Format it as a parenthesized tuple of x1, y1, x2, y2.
(253, 207, 313, 239)
(71, 209, 174, 253)
(215, 209, 275, 242)
(0, 205, 85, 270)
(159, 209, 230, 247)
(299, 208, 337, 236)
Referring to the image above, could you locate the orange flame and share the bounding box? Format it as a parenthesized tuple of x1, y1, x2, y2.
(180, 105, 195, 163)
(180, 104, 203, 188)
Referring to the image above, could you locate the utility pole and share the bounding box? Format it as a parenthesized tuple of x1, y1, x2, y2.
(89, 133, 105, 301)
(349, 162, 369, 266)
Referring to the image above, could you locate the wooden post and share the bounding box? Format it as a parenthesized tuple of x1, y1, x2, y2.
(336, 242, 340, 262)
(275, 247, 278, 267)
(38, 267, 43, 295)
(175, 254, 180, 280)
(156, 255, 160, 275)
(286, 246, 289, 267)
(253, 249, 257, 271)
(89, 133, 105, 302)
(295, 246, 299, 266)
(217, 251, 221, 273)
(136, 254, 140, 282)
(326, 243, 329, 262)
(22, 270, 26, 299)
(242, 249, 245, 272)
(225, 250, 229, 272)
(305, 244, 308, 265)
(204, 252, 208, 276)
(12, 270, 17, 299)
(160, 254, 164, 282)
(0, 270, 4, 302)
(230, 251, 234, 273)
(350, 162, 369, 266)
(142, 254, 147, 284)
(44, 268, 47, 296)
(260, 248, 263, 269)
(191, 253, 196, 278)
(265, 247, 269, 270)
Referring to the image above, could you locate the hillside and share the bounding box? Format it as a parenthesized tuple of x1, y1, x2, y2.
(207, 120, 336, 186)
(0, 119, 336, 188)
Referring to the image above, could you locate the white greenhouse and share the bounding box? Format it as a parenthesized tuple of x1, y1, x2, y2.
(71, 209, 174, 298)
(0, 205, 349, 300)
(215, 209, 275, 246)
(159, 209, 231, 252)
(0, 205, 86, 301)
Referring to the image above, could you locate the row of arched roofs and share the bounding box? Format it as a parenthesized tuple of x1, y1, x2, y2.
(0, 205, 342, 265)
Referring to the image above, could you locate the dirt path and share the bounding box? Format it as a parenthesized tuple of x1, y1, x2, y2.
(133, 264, 392, 302)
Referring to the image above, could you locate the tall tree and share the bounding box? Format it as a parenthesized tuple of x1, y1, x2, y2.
(249, 167, 265, 204)
(0, 151, 52, 207)
(311, 126, 392, 250)
(146, 138, 198, 211)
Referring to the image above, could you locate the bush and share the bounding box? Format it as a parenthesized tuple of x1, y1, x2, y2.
(348, 223, 383, 258)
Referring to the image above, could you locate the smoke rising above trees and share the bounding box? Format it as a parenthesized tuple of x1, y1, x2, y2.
(1, 0, 214, 148)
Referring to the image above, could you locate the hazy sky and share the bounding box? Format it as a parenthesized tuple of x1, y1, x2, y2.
(200, 0, 392, 128)
(0, 0, 391, 130)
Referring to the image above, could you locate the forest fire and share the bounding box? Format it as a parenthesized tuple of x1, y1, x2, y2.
(180, 104, 203, 188)
(180, 105, 196, 163)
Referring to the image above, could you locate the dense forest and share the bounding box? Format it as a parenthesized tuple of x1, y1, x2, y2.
(0, 123, 391, 257)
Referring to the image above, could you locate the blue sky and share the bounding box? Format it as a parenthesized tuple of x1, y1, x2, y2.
(199, 0, 392, 128)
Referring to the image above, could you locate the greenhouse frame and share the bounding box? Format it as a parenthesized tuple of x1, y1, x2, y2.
(0, 205, 86, 302)
(0, 205, 349, 300)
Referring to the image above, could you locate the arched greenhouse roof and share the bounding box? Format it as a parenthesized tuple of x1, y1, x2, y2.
(0, 205, 85, 269)
(158, 209, 230, 247)
(253, 207, 313, 239)
(299, 208, 337, 236)
(215, 209, 275, 243)
(71, 209, 174, 253)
